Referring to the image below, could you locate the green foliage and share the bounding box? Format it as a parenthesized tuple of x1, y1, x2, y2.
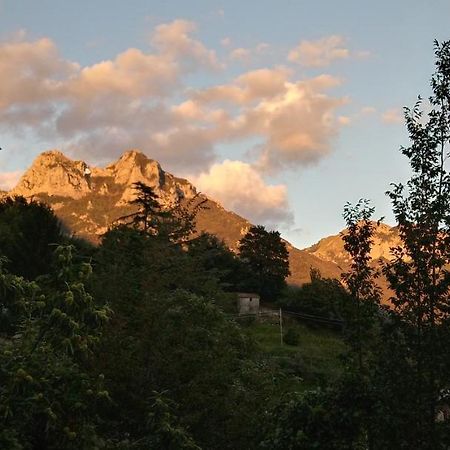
(36, 245, 110, 357)
(146, 392, 201, 450)
(93, 225, 226, 307)
(186, 232, 248, 293)
(238, 225, 290, 301)
(92, 210, 274, 448)
(279, 268, 349, 319)
(0, 256, 40, 336)
(262, 378, 368, 449)
(127, 181, 162, 232)
(0, 196, 64, 279)
(94, 287, 271, 449)
(0, 245, 110, 449)
(283, 327, 300, 346)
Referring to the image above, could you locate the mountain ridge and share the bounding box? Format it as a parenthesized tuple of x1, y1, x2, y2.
(5, 149, 343, 285)
(305, 221, 400, 268)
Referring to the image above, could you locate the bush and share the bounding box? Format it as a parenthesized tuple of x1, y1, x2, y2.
(283, 327, 300, 346)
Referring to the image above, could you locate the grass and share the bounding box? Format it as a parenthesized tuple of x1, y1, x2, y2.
(245, 319, 347, 392)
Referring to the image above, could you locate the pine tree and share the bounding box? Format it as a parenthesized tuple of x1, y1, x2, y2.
(118, 181, 205, 244)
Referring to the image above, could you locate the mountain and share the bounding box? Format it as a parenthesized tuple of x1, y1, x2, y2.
(6, 150, 342, 285)
(305, 222, 401, 269)
(304, 222, 401, 302)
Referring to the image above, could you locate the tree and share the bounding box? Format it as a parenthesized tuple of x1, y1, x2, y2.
(262, 382, 368, 450)
(341, 200, 381, 373)
(118, 181, 205, 244)
(380, 40, 450, 448)
(0, 196, 64, 279)
(0, 245, 110, 449)
(339, 201, 384, 450)
(238, 225, 290, 301)
(279, 268, 349, 319)
(128, 181, 162, 233)
(186, 232, 248, 294)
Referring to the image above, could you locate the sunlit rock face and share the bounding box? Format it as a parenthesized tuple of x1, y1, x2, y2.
(105, 150, 164, 186)
(305, 222, 401, 267)
(11, 149, 197, 206)
(7, 149, 200, 242)
(12, 150, 91, 199)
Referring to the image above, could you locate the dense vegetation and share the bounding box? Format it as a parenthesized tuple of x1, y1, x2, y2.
(2, 40, 450, 449)
(0, 188, 319, 449)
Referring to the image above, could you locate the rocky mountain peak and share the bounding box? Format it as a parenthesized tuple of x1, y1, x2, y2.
(9, 148, 199, 210)
(305, 221, 400, 267)
(11, 149, 90, 199)
(106, 150, 163, 185)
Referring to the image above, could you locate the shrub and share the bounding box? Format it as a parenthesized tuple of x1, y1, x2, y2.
(283, 327, 300, 346)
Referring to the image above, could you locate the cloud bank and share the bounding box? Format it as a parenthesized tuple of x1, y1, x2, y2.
(0, 21, 353, 225)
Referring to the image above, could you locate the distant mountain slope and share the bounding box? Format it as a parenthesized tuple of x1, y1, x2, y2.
(305, 222, 401, 269)
(303, 222, 401, 302)
(6, 150, 342, 285)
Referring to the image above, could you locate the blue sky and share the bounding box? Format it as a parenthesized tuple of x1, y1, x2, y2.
(0, 0, 449, 248)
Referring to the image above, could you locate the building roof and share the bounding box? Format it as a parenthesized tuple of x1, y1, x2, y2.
(236, 292, 260, 298)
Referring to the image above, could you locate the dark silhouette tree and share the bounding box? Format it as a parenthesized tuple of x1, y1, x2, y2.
(341, 200, 381, 372)
(186, 232, 248, 293)
(381, 40, 450, 448)
(0, 196, 64, 279)
(117, 181, 205, 244)
(117, 181, 167, 234)
(238, 225, 290, 301)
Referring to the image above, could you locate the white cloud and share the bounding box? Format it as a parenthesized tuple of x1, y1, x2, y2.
(288, 35, 350, 67)
(0, 23, 225, 170)
(253, 79, 346, 169)
(70, 48, 178, 98)
(229, 47, 251, 61)
(194, 160, 293, 226)
(228, 42, 270, 64)
(0, 37, 77, 110)
(0, 170, 22, 190)
(382, 108, 403, 124)
(0, 24, 346, 174)
(188, 70, 345, 170)
(152, 19, 221, 70)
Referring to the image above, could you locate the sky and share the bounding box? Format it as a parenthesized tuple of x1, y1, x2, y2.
(0, 0, 449, 248)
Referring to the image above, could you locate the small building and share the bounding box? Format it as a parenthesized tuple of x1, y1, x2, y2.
(237, 292, 260, 315)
